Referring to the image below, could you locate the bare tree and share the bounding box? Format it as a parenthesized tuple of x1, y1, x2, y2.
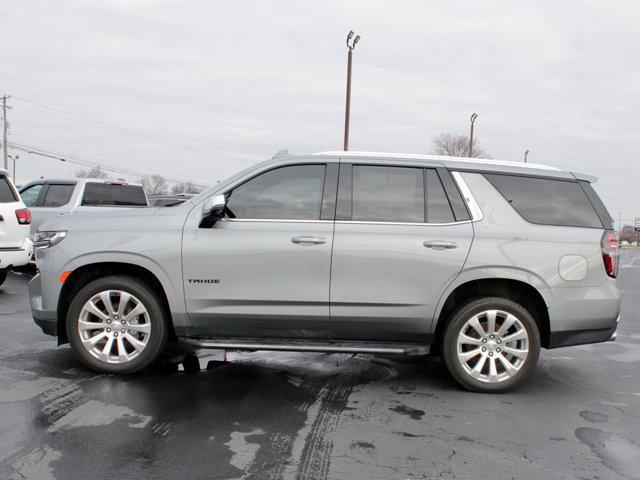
(431, 133, 489, 158)
(171, 180, 203, 195)
(138, 175, 168, 196)
(75, 166, 110, 179)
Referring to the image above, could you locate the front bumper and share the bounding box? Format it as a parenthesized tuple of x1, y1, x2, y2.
(29, 272, 59, 337)
(0, 238, 33, 269)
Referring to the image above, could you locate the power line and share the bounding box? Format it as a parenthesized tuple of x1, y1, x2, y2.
(8, 142, 211, 188)
(11, 96, 207, 152)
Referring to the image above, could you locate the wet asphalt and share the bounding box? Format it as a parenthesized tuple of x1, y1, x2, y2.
(1, 253, 639, 480)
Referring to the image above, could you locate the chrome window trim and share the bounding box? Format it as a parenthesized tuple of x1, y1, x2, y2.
(335, 220, 473, 227)
(451, 171, 483, 222)
(220, 218, 333, 224)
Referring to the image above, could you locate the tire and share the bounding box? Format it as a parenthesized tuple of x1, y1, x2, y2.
(441, 297, 540, 393)
(66, 275, 169, 374)
(0, 269, 7, 286)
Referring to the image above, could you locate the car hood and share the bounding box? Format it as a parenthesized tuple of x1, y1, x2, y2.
(38, 205, 192, 233)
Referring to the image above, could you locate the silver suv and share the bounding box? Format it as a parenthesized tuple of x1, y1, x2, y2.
(28, 151, 620, 393)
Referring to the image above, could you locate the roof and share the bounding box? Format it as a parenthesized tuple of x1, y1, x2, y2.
(313, 151, 559, 171)
(0, 168, 8, 176)
(309, 150, 593, 181)
(19, 177, 142, 187)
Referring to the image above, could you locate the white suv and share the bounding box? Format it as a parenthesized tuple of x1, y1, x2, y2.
(0, 169, 32, 285)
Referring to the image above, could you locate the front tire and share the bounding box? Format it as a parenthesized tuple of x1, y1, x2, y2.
(66, 275, 168, 374)
(0, 268, 7, 286)
(441, 297, 540, 393)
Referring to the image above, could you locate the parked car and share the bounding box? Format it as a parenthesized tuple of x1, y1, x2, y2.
(19, 178, 147, 236)
(0, 169, 33, 285)
(28, 151, 620, 392)
(148, 194, 194, 207)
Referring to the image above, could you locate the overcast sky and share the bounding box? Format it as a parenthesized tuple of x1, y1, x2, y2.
(1, 0, 639, 224)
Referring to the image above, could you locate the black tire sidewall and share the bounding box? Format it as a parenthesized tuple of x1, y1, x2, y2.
(0, 269, 7, 286)
(442, 297, 541, 393)
(66, 275, 168, 374)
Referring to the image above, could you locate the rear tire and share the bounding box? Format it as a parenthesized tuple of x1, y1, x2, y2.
(0, 269, 7, 286)
(441, 297, 540, 393)
(66, 275, 168, 374)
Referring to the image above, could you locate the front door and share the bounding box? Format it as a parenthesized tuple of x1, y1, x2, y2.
(182, 162, 338, 339)
(329, 164, 474, 342)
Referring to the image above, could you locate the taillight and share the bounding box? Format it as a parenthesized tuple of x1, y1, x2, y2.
(15, 208, 31, 225)
(601, 230, 618, 278)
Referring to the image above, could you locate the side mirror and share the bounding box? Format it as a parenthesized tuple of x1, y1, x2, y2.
(199, 194, 226, 228)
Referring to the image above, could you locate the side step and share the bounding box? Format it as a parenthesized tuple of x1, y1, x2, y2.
(179, 338, 430, 356)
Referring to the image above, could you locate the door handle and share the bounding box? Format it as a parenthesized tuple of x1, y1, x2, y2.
(291, 236, 326, 246)
(423, 240, 458, 250)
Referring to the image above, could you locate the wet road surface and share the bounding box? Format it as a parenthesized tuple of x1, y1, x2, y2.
(1, 252, 639, 480)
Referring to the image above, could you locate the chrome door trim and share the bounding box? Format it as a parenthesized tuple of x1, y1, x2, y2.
(220, 218, 334, 224)
(451, 171, 483, 222)
(334, 220, 473, 227)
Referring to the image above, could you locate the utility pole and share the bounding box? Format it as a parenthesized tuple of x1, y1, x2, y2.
(469, 113, 478, 157)
(524, 150, 529, 163)
(2, 95, 10, 171)
(618, 211, 622, 233)
(343, 30, 361, 151)
(10, 155, 18, 183)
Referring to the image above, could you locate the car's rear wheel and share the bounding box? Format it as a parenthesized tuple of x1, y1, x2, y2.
(0, 268, 7, 286)
(66, 275, 168, 374)
(441, 297, 540, 393)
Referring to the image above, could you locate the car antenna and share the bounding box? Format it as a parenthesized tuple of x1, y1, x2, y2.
(272, 149, 289, 159)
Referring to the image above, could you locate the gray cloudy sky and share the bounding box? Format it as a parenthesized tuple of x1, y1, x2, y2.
(1, 0, 639, 224)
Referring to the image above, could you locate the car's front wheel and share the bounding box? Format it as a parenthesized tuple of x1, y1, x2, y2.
(66, 275, 168, 374)
(0, 268, 7, 286)
(441, 297, 540, 393)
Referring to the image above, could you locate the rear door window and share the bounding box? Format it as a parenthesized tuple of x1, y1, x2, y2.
(485, 174, 603, 228)
(425, 169, 455, 223)
(82, 183, 147, 206)
(352, 165, 424, 223)
(42, 184, 74, 207)
(0, 176, 18, 203)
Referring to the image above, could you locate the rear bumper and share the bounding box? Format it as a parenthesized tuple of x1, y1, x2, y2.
(0, 238, 33, 269)
(548, 315, 620, 349)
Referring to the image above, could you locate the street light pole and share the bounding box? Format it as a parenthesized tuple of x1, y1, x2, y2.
(343, 30, 361, 151)
(469, 113, 478, 157)
(524, 150, 529, 163)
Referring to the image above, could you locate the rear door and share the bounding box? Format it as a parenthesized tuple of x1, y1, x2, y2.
(20, 182, 76, 235)
(329, 163, 474, 342)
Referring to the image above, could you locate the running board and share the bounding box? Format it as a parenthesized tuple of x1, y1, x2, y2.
(179, 338, 430, 355)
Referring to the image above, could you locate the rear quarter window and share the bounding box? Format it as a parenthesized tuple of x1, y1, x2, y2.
(81, 183, 147, 206)
(0, 175, 18, 203)
(484, 173, 604, 228)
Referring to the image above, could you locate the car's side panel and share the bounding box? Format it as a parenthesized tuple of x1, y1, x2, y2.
(434, 172, 620, 335)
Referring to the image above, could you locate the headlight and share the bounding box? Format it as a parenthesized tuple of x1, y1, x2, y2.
(34, 231, 67, 249)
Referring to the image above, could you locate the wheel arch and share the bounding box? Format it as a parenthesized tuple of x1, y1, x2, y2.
(57, 262, 177, 345)
(433, 277, 551, 349)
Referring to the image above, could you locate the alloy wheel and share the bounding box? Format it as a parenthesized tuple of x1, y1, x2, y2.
(456, 309, 529, 383)
(77, 290, 152, 364)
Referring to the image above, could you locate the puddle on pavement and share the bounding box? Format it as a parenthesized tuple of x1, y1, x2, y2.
(575, 427, 640, 480)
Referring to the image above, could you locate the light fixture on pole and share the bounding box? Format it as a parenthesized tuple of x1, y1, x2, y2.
(469, 113, 478, 157)
(343, 30, 361, 151)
